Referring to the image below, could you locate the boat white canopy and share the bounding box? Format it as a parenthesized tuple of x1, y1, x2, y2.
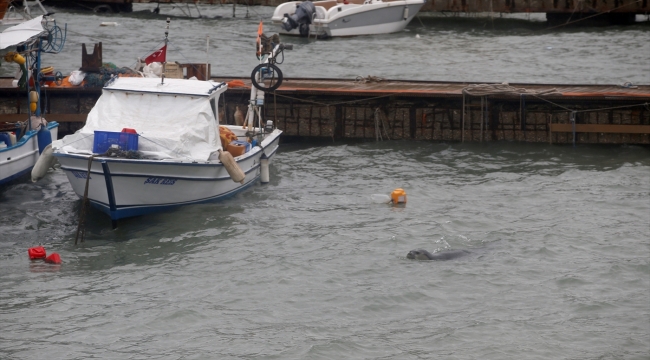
(104, 76, 226, 97)
(53, 77, 228, 161)
(0, 15, 44, 49)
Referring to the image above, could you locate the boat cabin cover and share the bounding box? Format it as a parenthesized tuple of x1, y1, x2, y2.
(54, 77, 228, 161)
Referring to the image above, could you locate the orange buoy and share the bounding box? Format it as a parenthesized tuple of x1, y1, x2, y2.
(28, 246, 47, 260)
(45, 253, 61, 264)
(391, 188, 407, 204)
(226, 80, 246, 88)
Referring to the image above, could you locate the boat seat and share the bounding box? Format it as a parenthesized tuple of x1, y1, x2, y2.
(315, 0, 338, 10)
(337, 0, 366, 4)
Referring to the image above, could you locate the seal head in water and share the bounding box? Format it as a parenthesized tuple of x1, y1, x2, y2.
(407, 249, 469, 261)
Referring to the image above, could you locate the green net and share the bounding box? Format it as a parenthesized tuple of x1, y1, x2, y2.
(83, 63, 139, 88)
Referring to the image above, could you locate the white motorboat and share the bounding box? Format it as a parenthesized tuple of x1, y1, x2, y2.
(52, 77, 282, 226)
(271, 0, 426, 38)
(0, 15, 62, 186)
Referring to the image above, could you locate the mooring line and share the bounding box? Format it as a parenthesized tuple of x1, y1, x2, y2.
(269, 91, 401, 107)
(75, 155, 95, 245)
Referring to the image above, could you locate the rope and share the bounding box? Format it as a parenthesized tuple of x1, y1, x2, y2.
(618, 82, 638, 89)
(462, 83, 562, 97)
(527, 93, 576, 112)
(570, 111, 576, 147)
(58, 133, 94, 148)
(542, 0, 643, 31)
(529, 94, 649, 114)
(373, 108, 391, 141)
(138, 134, 197, 161)
(573, 102, 650, 114)
(269, 91, 401, 108)
(374, 108, 383, 141)
(462, 93, 465, 142)
(355, 75, 385, 84)
(75, 155, 94, 245)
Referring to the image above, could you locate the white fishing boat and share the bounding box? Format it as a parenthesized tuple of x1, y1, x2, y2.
(52, 76, 282, 226)
(51, 22, 290, 227)
(0, 15, 63, 186)
(271, 0, 426, 38)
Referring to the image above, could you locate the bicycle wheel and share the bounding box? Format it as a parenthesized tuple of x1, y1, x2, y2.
(250, 63, 283, 92)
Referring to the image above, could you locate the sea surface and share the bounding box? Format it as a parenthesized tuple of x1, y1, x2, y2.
(1, 4, 650, 360)
(0, 4, 649, 84)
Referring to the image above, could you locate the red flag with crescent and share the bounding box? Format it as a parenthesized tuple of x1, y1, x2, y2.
(145, 45, 167, 65)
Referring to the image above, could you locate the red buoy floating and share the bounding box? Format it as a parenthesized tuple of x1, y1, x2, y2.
(45, 253, 61, 264)
(28, 246, 47, 260)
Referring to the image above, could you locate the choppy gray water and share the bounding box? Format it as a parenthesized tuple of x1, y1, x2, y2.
(0, 4, 649, 84)
(2, 142, 649, 359)
(1, 4, 650, 360)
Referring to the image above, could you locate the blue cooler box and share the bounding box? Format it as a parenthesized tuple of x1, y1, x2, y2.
(93, 131, 139, 154)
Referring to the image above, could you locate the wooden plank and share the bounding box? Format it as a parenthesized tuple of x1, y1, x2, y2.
(549, 124, 650, 134)
(0, 114, 87, 123)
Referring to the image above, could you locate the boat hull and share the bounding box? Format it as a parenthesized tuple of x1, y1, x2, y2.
(0, 122, 58, 185)
(53, 133, 281, 221)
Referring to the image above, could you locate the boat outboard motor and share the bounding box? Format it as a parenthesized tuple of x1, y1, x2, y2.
(281, 1, 316, 37)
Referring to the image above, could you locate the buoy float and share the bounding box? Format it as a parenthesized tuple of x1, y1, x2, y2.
(28, 246, 47, 260)
(29, 90, 38, 113)
(45, 253, 62, 264)
(391, 188, 407, 204)
(218, 149, 245, 184)
(260, 158, 270, 183)
(36, 126, 52, 154)
(226, 80, 246, 88)
(32, 143, 56, 182)
(4, 52, 25, 65)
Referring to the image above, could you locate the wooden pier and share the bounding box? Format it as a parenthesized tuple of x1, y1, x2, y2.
(1, 76, 649, 145)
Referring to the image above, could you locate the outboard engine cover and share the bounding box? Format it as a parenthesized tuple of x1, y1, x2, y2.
(282, 1, 316, 37)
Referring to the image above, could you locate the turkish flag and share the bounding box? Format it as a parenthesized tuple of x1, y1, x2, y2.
(145, 45, 167, 65)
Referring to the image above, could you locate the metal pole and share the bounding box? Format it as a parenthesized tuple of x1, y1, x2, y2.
(206, 35, 210, 80)
(162, 18, 170, 85)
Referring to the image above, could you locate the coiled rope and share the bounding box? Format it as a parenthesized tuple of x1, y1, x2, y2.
(462, 83, 561, 97)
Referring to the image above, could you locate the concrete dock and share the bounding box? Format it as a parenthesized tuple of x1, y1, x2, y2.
(1, 76, 649, 145)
